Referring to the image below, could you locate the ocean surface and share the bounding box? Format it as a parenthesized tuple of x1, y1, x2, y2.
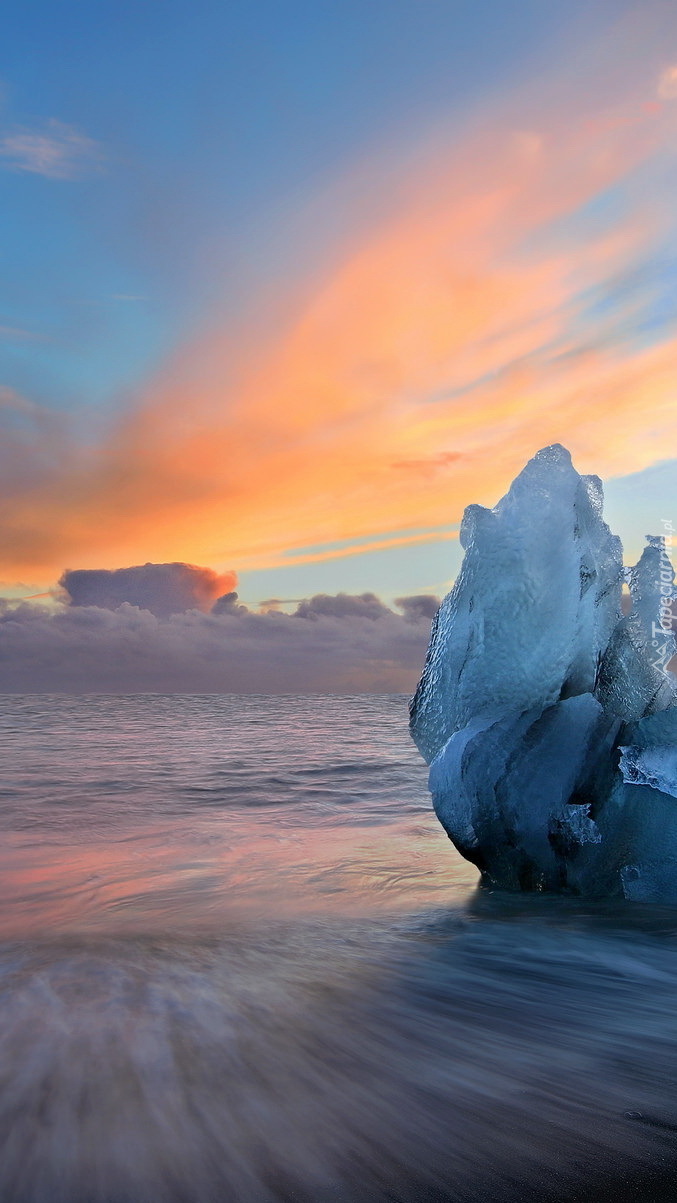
(2, 693, 677, 1201)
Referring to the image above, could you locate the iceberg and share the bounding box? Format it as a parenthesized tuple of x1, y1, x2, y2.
(410, 445, 677, 900)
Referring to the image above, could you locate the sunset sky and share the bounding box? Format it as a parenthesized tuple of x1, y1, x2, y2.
(1, 1, 676, 688)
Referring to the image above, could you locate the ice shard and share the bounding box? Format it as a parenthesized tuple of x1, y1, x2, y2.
(410, 445, 677, 900)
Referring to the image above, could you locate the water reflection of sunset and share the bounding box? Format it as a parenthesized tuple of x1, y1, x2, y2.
(0, 813, 475, 938)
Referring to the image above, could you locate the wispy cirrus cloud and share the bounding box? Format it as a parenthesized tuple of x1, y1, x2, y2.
(0, 118, 103, 180)
(0, 384, 44, 414)
(0, 325, 48, 343)
(0, 11, 676, 582)
(658, 63, 677, 100)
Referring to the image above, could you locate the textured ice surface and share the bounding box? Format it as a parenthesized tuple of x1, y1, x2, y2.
(411, 445, 677, 901)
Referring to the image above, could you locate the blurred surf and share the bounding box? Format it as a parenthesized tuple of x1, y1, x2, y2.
(1, 694, 676, 1200)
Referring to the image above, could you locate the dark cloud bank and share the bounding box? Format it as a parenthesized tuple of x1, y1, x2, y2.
(0, 563, 439, 693)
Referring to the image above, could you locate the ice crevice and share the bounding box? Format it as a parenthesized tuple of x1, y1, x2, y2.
(410, 444, 677, 901)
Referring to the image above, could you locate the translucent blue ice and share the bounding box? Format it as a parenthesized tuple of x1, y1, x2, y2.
(410, 445, 677, 900)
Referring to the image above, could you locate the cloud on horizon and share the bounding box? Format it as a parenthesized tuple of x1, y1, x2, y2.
(0, 590, 440, 694)
(60, 562, 237, 618)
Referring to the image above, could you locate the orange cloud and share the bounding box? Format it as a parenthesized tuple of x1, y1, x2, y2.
(2, 11, 677, 581)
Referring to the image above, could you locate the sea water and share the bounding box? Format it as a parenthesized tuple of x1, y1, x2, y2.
(1, 693, 677, 1201)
